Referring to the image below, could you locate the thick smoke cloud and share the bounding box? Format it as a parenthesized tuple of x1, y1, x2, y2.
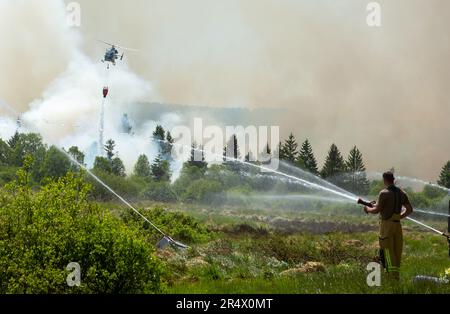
(0, 0, 449, 180)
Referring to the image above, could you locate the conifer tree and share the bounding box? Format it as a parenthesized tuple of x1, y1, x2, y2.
(188, 142, 207, 169)
(134, 154, 152, 179)
(151, 154, 171, 182)
(437, 161, 450, 188)
(7, 131, 20, 149)
(281, 133, 298, 163)
(345, 146, 370, 195)
(321, 143, 346, 185)
(223, 134, 241, 171)
(104, 139, 116, 162)
(152, 125, 166, 153)
(297, 139, 319, 175)
(163, 131, 174, 160)
(111, 157, 126, 177)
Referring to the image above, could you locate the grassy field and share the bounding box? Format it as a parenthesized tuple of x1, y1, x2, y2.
(135, 202, 450, 294)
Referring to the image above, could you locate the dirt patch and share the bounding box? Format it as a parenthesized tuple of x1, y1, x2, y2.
(269, 217, 376, 234)
(344, 239, 365, 247)
(280, 261, 326, 276)
(186, 257, 208, 268)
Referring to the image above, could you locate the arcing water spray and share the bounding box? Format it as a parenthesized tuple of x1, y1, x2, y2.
(1, 101, 188, 250)
(156, 136, 450, 245)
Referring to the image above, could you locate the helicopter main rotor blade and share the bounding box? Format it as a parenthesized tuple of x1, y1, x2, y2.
(97, 39, 139, 52)
(97, 39, 115, 46)
(115, 45, 139, 52)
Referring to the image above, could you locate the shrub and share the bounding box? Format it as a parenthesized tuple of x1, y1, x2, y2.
(181, 179, 222, 203)
(124, 207, 211, 244)
(0, 167, 163, 293)
(141, 181, 178, 202)
(87, 170, 142, 201)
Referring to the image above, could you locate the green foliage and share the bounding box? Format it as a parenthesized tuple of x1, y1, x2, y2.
(181, 179, 222, 203)
(151, 154, 171, 182)
(7, 133, 47, 182)
(344, 146, 370, 196)
(0, 166, 18, 186)
(0, 168, 162, 293)
(408, 191, 432, 208)
(368, 180, 385, 197)
(223, 135, 241, 171)
(93, 156, 112, 174)
(153, 125, 165, 140)
(437, 161, 450, 188)
(321, 144, 346, 186)
(7, 131, 20, 150)
(188, 142, 207, 170)
(67, 146, 85, 169)
(422, 185, 447, 200)
(0, 138, 12, 166)
(141, 181, 178, 202)
(134, 154, 152, 179)
(88, 170, 142, 201)
(111, 157, 126, 177)
(40, 146, 71, 181)
(104, 139, 116, 162)
(163, 131, 174, 160)
(153, 125, 166, 153)
(297, 139, 318, 175)
(281, 133, 298, 163)
(140, 207, 210, 243)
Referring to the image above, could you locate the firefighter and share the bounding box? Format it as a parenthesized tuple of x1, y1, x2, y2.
(363, 171, 413, 280)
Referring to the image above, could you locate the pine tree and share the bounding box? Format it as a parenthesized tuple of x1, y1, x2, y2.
(345, 146, 370, 195)
(437, 161, 450, 188)
(112, 157, 126, 177)
(223, 134, 241, 171)
(274, 141, 283, 160)
(163, 131, 174, 160)
(151, 154, 171, 182)
(245, 152, 251, 162)
(281, 133, 298, 163)
(0, 138, 12, 166)
(188, 142, 207, 169)
(7, 131, 20, 149)
(104, 139, 116, 162)
(297, 139, 319, 175)
(259, 142, 272, 164)
(223, 134, 240, 160)
(134, 154, 152, 178)
(321, 143, 346, 185)
(152, 125, 166, 153)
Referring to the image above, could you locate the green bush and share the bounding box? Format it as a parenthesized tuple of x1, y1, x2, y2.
(181, 179, 222, 203)
(0, 166, 18, 186)
(0, 166, 163, 293)
(123, 207, 211, 244)
(141, 181, 178, 202)
(87, 170, 142, 201)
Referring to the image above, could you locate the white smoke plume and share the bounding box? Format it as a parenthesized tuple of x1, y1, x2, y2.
(0, 0, 183, 174)
(1, 0, 449, 181)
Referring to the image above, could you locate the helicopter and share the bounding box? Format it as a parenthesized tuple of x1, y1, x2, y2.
(99, 40, 138, 68)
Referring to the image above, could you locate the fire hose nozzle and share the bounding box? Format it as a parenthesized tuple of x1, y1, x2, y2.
(357, 198, 374, 208)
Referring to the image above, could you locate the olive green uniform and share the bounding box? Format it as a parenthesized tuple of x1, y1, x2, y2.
(376, 185, 411, 279)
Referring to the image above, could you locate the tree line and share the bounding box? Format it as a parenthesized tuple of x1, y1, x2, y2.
(0, 127, 449, 198)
